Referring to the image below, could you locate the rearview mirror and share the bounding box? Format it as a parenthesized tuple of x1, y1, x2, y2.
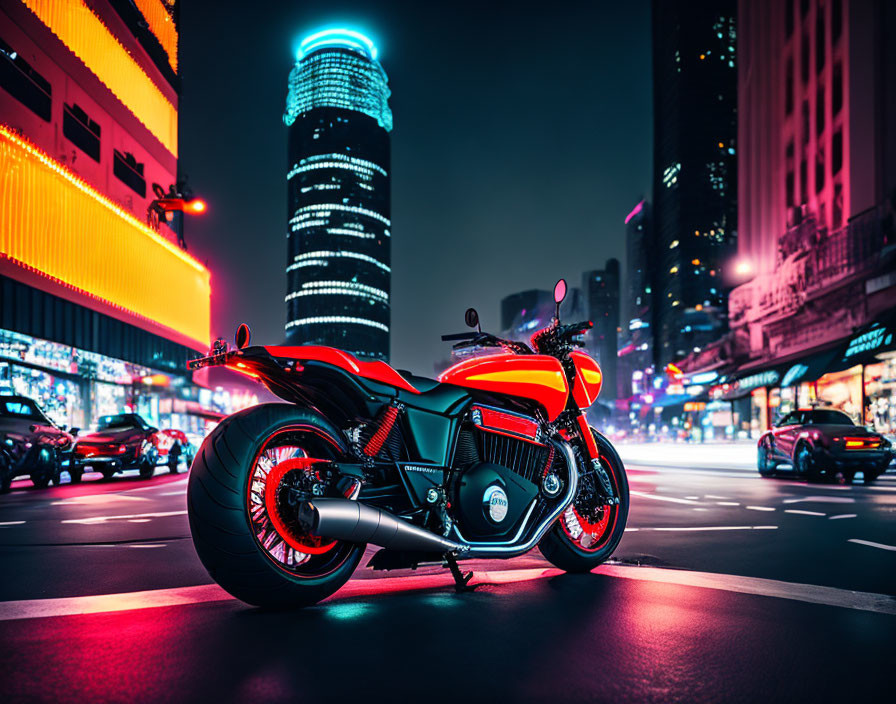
(235, 323, 251, 350)
(70, 428, 80, 437)
(553, 279, 568, 305)
(464, 308, 480, 331)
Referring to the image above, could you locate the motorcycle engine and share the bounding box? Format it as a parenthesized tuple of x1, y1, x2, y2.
(453, 462, 539, 540)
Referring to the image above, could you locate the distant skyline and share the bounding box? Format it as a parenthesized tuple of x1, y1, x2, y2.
(180, 0, 652, 373)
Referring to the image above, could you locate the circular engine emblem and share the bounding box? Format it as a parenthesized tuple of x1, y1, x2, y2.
(482, 485, 509, 523)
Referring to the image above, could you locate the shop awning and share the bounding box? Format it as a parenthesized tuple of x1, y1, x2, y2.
(834, 310, 896, 369)
(779, 347, 842, 387)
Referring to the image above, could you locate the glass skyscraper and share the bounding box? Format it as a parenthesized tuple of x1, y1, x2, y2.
(283, 29, 392, 360)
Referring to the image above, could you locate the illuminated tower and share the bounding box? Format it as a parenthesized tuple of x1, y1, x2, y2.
(283, 29, 392, 360)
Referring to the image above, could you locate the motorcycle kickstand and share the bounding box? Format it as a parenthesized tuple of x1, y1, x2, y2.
(444, 553, 475, 593)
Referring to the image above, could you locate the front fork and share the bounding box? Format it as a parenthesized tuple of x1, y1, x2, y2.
(573, 413, 619, 505)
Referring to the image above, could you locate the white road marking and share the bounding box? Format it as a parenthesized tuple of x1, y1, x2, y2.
(783, 496, 855, 505)
(829, 514, 857, 520)
(716, 501, 740, 506)
(745, 506, 776, 512)
(120, 478, 188, 494)
(704, 494, 729, 499)
(52, 495, 148, 506)
(630, 490, 700, 505)
(61, 510, 187, 525)
(647, 525, 778, 532)
(128, 543, 166, 549)
(0, 521, 25, 526)
(127, 519, 151, 523)
(684, 496, 699, 500)
(597, 565, 896, 616)
(692, 507, 709, 511)
(848, 539, 896, 552)
(784, 509, 826, 517)
(158, 491, 185, 497)
(2, 563, 892, 622)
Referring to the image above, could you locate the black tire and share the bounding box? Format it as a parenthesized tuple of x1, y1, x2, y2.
(139, 459, 155, 479)
(0, 453, 12, 493)
(862, 469, 881, 485)
(539, 429, 629, 573)
(68, 465, 83, 484)
(168, 445, 181, 474)
(794, 442, 816, 480)
(100, 468, 116, 480)
(187, 403, 365, 608)
(758, 443, 776, 476)
(30, 471, 52, 489)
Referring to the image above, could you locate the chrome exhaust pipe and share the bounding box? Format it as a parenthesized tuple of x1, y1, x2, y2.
(299, 498, 467, 554)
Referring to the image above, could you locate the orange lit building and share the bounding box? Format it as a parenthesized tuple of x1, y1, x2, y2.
(0, 0, 213, 432)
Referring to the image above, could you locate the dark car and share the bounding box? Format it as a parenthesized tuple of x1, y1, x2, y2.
(0, 395, 74, 492)
(71, 413, 191, 481)
(758, 408, 893, 484)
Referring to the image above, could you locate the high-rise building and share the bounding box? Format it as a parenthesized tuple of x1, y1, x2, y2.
(582, 261, 620, 401)
(0, 0, 211, 430)
(284, 29, 392, 360)
(618, 200, 653, 399)
(651, 0, 738, 367)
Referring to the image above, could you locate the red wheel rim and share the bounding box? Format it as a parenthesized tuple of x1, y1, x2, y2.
(262, 457, 337, 555)
(559, 455, 619, 552)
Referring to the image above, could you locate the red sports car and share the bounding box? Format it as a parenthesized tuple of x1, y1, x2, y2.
(71, 413, 194, 481)
(758, 408, 893, 484)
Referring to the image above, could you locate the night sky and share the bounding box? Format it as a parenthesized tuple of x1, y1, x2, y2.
(179, 0, 652, 374)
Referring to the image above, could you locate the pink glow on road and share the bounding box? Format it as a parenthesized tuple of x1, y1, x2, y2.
(624, 200, 645, 224)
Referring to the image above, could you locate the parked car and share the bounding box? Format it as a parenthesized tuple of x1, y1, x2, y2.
(71, 413, 193, 481)
(758, 408, 893, 484)
(0, 395, 74, 492)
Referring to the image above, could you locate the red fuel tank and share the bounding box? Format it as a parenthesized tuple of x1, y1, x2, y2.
(438, 354, 569, 421)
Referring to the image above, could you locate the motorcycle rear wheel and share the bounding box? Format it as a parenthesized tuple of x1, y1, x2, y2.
(539, 430, 629, 573)
(188, 404, 364, 608)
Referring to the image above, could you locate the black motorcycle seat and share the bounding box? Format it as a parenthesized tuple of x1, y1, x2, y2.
(396, 371, 469, 413)
(396, 370, 441, 393)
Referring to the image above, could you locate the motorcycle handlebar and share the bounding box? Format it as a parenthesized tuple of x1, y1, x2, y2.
(441, 332, 479, 341)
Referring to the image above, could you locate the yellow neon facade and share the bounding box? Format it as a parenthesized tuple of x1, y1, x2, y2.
(21, 0, 178, 155)
(0, 126, 209, 348)
(133, 0, 178, 72)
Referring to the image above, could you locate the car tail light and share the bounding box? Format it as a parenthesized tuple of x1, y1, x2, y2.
(844, 437, 880, 450)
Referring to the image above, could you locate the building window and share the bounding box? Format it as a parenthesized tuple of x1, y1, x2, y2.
(799, 158, 807, 203)
(832, 62, 842, 115)
(833, 182, 843, 227)
(816, 85, 825, 135)
(832, 0, 842, 44)
(785, 58, 794, 114)
(0, 37, 51, 121)
(786, 170, 795, 207)
(816, 12, 825, 73)
(800, 0, 810, 18)
(832, 129, 843, 174)
(785, 1, 795, 37)
(800, 31, 809, 84)
(815, 147, 825, 193)
(801, 100, 809, 145)
(113, 150, 146, 197)
(63, 103, 100, 161)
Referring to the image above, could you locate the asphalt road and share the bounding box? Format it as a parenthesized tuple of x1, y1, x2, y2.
(1, 449, 894, 703)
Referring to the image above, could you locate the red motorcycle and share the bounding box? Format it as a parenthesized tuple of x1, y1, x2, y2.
(187, 279, 629, 607)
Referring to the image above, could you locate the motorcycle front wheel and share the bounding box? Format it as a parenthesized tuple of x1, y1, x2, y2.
(538, 429, 629, 573)
(188, 403, 365, 608)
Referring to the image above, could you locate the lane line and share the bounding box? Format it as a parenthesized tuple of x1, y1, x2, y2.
(630, 491, 700, 505)
(704, 494, 729, 499)
(829, 514, 857, 520)
(745, 506, 775, 512)
(61, 510, 187, 525)
(596, 565, 896, 616)
(647, 525, 778, 532)
(783, 496, 855, 505)
(1, 563, 893, 622)
(785, 509, 826, 517)
(848, 539, 896, 552)
(716, 501, 740, 506)
(0, 521, 26, 526)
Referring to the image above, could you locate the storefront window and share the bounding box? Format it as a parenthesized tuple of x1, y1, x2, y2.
(865, 355, 896, 433)
(815, 365, 862, 423)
